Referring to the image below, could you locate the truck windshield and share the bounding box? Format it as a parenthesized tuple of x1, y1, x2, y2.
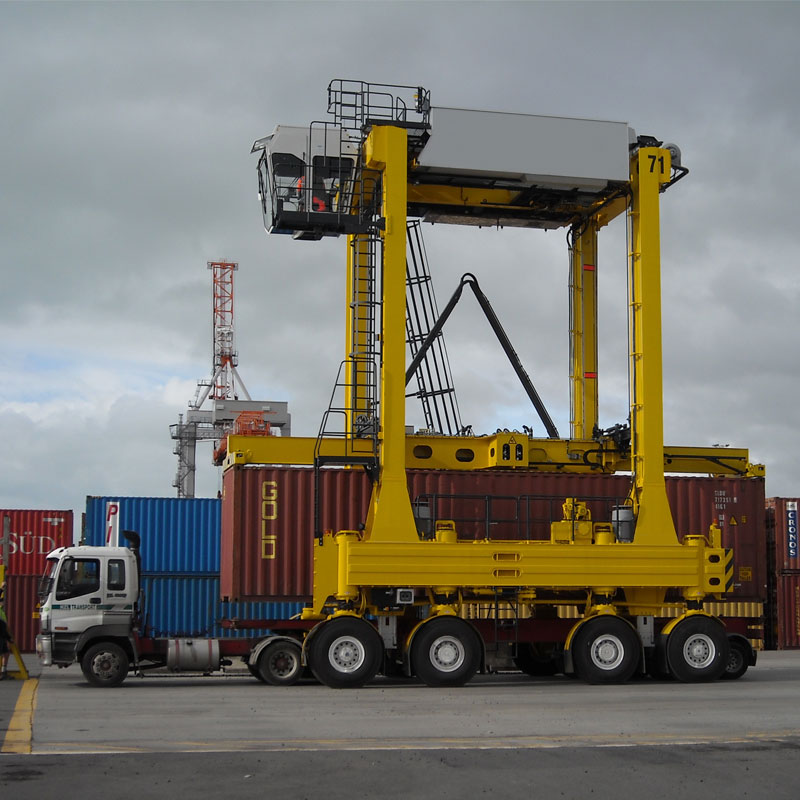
(38, 558, 58, 601)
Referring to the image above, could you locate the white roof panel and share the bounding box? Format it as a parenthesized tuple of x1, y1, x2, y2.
(417, 107, 632, 190)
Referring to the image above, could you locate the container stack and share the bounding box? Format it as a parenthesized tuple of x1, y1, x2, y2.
(0, 509, 74, 651)
(766, 498, 800, 649)
(84, 496, 303, 639)
(222, 467, 767, 626)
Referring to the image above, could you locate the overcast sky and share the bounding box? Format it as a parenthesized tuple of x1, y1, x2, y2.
(1, 1, 798, 534)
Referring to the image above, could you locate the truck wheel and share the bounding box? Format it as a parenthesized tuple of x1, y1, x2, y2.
(514, 642, 561, 676)
(719, 637, 749, 680)
(256, 640, 303, 686)
(307, 618, 383, 689)
(720, 636, 750, 680)
(81, 642, 129, 687)
(572, 616, 640, 684)
(666, 616, 728, 682)
(411, 617, 481, 688)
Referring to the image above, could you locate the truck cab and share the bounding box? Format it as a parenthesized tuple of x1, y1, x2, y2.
(37, 545, 139, 677)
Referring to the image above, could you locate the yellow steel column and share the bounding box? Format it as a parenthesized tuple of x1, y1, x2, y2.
(628, 147, 677, 546)
(363, 125, 417, 543)
(569, 221, 599, 439)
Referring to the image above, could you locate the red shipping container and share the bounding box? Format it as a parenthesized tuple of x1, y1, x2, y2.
(766, 498, 800, 572)
(774, 573, 800, 649)
(3, 574, 41, 653)
(221, 467, 766, 604)
(221, 467, 371, 602)
(0, 509, 74, 576)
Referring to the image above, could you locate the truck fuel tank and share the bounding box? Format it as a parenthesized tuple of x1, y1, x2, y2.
(166, 638, 221, 672)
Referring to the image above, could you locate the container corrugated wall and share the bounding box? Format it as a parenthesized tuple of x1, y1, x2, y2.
(774, 573, 800, 649)
(0, 510, 74, 576)
(407, 471, 632, 541)
(766, 497, 800, 572)
(220, 466, 767, 603)
(667, 476, 766, 601)
(4, 574, 40, 652)
(85, 497, 221, 573)
(140, 575, 304, 639)
(221, 467, 371, 601)
(765, 498, 800, 649)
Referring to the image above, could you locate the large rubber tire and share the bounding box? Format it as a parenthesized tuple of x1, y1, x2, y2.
(666, 616, 729, 683)
(256, 640, 303, 686)
(410, 617, 481, 688)
(720, 636, 749, 681)
(514, 642, 562, 677)
(571, 616, 641, 684)
(81, 642, 130, 687)
(307, 618, 383, 689)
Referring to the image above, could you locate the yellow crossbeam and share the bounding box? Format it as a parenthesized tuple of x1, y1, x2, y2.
(342, 539, 726, 594)
(223, 433, 759, 477)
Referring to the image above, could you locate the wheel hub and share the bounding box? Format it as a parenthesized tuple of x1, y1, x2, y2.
(93, 652, 119, 678)
(430, 636, 465, 673)
(590, 635, 624, 670)
(727, 649, 743, 671)
(683, 634, 715, 668)
(328, 636, 366, 673)
(271, 651, 296, 677)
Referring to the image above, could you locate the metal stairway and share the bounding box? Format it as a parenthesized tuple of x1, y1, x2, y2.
(405, 220, 463, 435)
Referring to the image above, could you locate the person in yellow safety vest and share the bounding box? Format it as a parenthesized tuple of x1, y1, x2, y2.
(0, 587, 11, 679)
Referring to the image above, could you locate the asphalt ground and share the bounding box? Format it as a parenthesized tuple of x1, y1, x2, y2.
(2, 651, 799, 799)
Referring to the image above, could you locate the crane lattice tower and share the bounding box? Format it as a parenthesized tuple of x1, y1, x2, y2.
(206, 260, 249, 403)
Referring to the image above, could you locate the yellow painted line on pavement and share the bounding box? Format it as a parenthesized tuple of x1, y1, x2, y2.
(29, 729, 800, 756)
(2, 678, 38, 754)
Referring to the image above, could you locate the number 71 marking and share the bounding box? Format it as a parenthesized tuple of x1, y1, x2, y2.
(648, 154, 666, 174)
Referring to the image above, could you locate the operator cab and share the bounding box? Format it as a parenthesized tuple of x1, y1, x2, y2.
(252, 124, 361, 240)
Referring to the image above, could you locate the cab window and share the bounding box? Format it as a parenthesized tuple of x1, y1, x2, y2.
(56, 558, 100, 600)
(107, 559, 126, 591)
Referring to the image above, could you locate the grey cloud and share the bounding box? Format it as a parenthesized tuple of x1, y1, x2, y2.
(1, 0, 797, 524)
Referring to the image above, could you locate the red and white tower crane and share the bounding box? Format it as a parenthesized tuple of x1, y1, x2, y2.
(170, 260, 290, 498)
(193, 260, 251, 408)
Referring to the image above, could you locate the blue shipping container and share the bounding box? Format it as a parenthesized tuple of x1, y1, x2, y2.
(85, 496, 221, 573)
(141, 575, 304, 639)
(85, 497, 303, 637)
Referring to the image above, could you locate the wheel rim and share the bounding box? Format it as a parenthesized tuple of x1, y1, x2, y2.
(726, 647, 743, 673)
(589, 634, 625, 671)
(683, 633, 716, 669)
(92, 650, 121, 680)
(429, 635, 466, 673)
(270, 648, 299, 678)
(328, 636, 366, 673)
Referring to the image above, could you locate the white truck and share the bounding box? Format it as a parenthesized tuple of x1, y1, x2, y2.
(35, 532, 313, 687)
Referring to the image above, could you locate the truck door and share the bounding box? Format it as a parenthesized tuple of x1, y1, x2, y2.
(52, 556, 105, 634)
(103, 556, 137, 627)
